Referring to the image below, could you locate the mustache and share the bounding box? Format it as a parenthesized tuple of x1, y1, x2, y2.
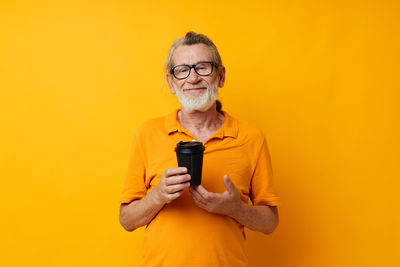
(182, 83, 209, 90)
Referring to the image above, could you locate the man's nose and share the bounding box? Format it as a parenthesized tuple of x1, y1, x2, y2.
(186, 68, 201, 83)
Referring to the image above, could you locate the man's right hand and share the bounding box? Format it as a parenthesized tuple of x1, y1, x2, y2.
(152, 167, 191, 205)
(119, 167, 190, 232)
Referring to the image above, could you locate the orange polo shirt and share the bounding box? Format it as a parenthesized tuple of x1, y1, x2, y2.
(120, 109, 279, 267)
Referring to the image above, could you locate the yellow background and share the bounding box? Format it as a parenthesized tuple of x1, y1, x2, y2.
(1, 0, 399, 266)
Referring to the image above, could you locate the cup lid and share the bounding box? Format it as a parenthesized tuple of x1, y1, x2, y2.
(175, 141, 205, 153)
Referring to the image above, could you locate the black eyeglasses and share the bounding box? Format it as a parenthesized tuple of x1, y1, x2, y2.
(170, 61, 215, 80)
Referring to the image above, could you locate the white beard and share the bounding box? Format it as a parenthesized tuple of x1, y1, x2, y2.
(174, 80, 219, 113)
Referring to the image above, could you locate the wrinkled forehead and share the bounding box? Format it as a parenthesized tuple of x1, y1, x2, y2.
(172, 43, 214, 66)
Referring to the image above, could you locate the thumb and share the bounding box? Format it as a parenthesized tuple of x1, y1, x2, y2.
(223, 175, 236, 193)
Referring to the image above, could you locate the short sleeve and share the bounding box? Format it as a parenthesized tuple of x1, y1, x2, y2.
(120, 129, 148, 204)
(250, 137, 280, 206)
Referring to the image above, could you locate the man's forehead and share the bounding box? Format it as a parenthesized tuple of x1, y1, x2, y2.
(172, 43, 213, 65)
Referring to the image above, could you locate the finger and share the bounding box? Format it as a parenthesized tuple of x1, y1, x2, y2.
(190, 190, 209, 208)
(166, 182, 190, 194)
(164, 167, 188, 178)
(195, 186, 220, 202)
(189, 187, 208, 204)
(189, 191, 202, 205)
(166, 190, 184, 202)
(195, 185, 211, 199)
(165, 174, 191, 185)
(223, 175, 237, 193)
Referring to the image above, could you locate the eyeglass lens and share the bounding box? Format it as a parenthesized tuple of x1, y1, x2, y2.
(173, 62, 213, 79)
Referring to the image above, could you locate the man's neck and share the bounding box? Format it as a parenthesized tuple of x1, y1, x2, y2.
(178, 103, 224, 134)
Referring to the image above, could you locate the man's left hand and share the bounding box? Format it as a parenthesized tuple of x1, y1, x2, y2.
(189, 174, 242, 216)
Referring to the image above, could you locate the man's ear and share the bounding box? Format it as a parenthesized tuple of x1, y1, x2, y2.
(166, 74, 176, 94)
(218, 66, 226, 88)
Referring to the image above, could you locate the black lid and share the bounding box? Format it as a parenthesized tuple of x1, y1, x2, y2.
(175, 141, 205, 154)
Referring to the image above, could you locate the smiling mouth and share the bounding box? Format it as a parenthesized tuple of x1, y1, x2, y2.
(183, 87, 206, 91)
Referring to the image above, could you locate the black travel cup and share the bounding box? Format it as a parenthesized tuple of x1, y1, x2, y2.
(175, 141, 205, 186)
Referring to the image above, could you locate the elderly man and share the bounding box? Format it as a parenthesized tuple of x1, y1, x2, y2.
(119, 31, 279, 266)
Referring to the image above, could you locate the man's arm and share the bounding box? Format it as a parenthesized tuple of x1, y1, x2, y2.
(119, 167, 191, 232)
(189, 175, 279, 235)
(119, 189, 165, 232)
(230, 201, 278, 235)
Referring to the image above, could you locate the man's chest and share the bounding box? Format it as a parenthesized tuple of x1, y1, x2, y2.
(143, 137, 256, 199)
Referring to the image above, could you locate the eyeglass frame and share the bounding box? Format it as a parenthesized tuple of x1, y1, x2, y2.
(170, 61, 216, 80)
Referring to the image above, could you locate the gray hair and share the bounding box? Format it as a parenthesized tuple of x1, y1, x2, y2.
(165, 31, 223, 75)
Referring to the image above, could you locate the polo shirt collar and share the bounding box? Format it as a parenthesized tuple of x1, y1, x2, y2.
(165, 109, 238, 139)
